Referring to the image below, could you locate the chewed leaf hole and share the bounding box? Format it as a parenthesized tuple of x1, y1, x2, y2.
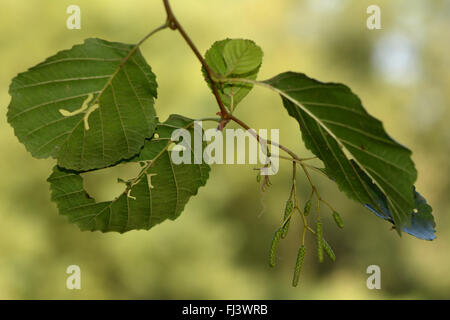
(81, 162, 142, 202)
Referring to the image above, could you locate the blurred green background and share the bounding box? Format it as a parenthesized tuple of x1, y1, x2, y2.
(1, 0, 449, 299)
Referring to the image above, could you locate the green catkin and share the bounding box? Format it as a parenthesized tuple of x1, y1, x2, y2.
(281, 200, 294, 238)
(316, 220, 324, 263)
(322, 239, 336, 262)
(269, 229, 283, 267)
(304, 200, 312, 216)
(332, 211, 344, 229)
(292, 245, 306, 287)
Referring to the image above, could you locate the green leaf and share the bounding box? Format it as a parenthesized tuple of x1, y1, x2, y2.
(7, 38, 158, 171)
(222, 39, 264, 75)
(264, 72, 418, 233)
(204, 39, 263, 112)
(47, 115, 210, 233)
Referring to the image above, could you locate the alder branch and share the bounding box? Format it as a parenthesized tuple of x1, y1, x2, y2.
(161, 0, 320, 194)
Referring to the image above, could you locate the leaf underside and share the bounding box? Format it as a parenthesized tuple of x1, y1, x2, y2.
(47, 115, 210, 233)
(264, 72, 423, 234)
(351, 162, 436, 239)
(8, 38, 158, 171)
(204, 39, 263, 111)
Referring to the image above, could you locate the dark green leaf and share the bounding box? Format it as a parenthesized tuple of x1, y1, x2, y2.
(47, 115, 210, 233)
(8, 38, 158, 171)
(264, 72, 418, 233)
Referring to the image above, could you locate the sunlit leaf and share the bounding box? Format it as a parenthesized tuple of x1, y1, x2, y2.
(204, 39, 263, 112)
(222, 39, 264, 75)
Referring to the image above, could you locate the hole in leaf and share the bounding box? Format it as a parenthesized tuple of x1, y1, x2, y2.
(81, 162, 142, 202)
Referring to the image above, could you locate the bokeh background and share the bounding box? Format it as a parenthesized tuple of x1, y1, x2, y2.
(1, 0, 449, 299)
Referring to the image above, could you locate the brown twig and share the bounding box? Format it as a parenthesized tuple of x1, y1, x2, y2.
(162, 0, 229, 119)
